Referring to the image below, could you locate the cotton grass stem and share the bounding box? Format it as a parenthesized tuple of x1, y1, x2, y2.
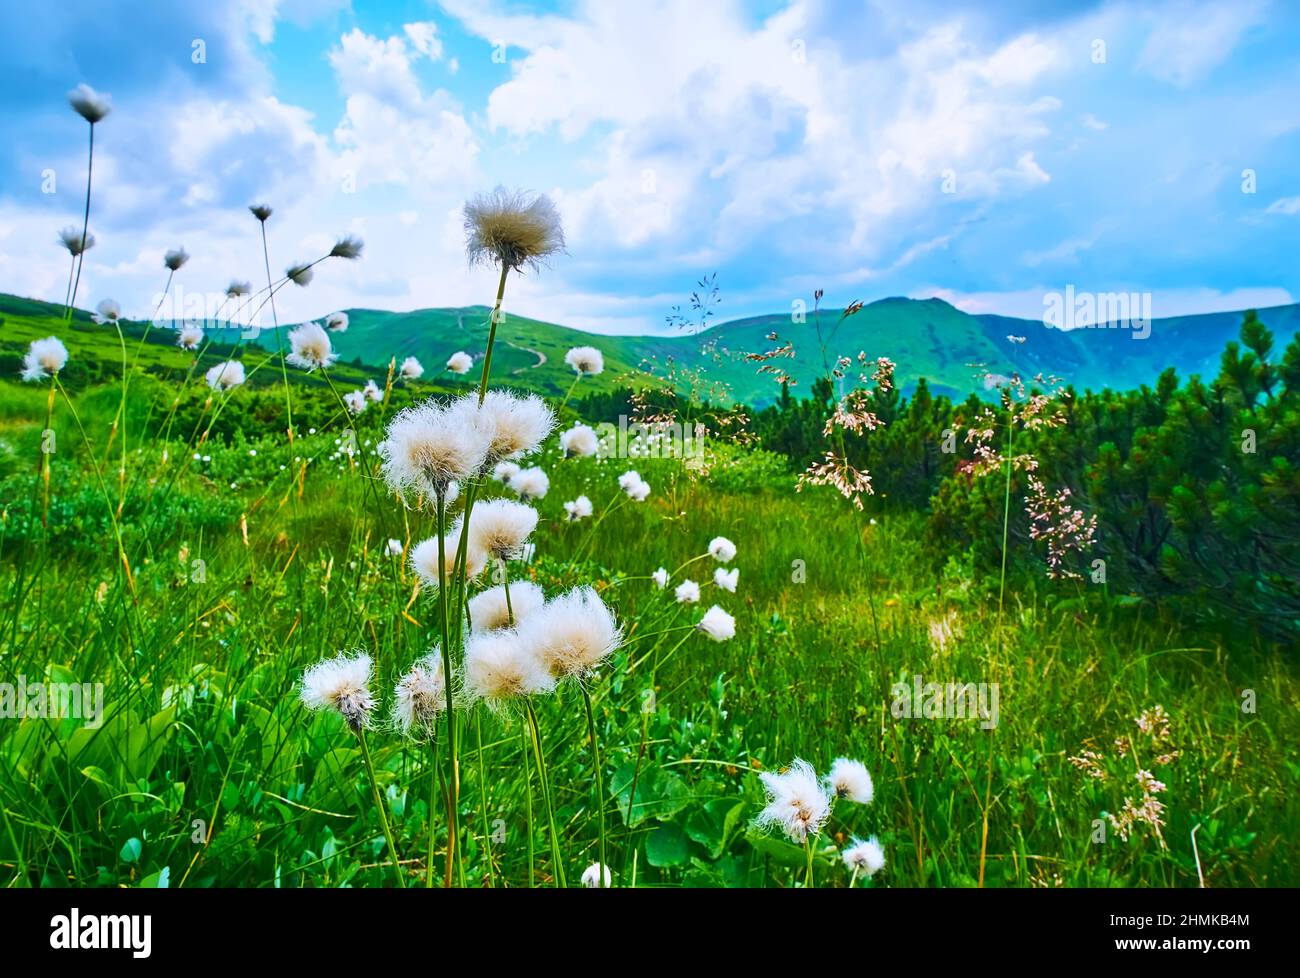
(581, 685, 608, 880)
(357, 727, 406, 887)
(524, 699, 566, 886)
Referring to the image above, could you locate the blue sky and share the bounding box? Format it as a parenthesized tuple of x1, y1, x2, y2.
(0, 0, 1297, 335)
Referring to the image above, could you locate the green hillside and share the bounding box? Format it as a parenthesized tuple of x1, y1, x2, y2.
(5, 292, 1297, 405)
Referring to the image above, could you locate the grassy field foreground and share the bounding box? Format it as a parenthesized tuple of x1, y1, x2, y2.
(0, 364, 1296, 889)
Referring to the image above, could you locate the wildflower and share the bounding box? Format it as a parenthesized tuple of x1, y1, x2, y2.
(363, 379, 383, 402)
(623, 473, 650, 501)
(344, 389, 367, 414)
(453, 391, 554, 466)
(581, 863, 612, 888)
(249, 203, 273, 222)
(58, 226, 94, 256)
(386, 538, 403, 556)
(205, 360, 245, 391)
(560, 423, 599, 457)
(524, 587, 622, 679)
(286, 322, 337, 371)
(464, 186, 565, 271)
(286, 262, 314, 287)
(325, 311, 349, 332)
(226, 280, 252, 298)
(755, 759, 832, 843)
(696, 605, 735, 642)
(675, 580, 700, 604)
(447, 351, 473, 374)
(714, 567, 738, 592)
(300, 652, 374, 732)
(21, 337, 69, 382)
(462, 628, 555, 704)
(841, 837, 885, 877)
(468, 498, 538, 561)
(511, 466, 549, 501)
(468, 581, 545, 632)
(493, 460, 521, 485)
(381, 401, 488, 498)
(708, 536, 737, 562)
(391, 654, 445, 738)
(68, 83, 111, 124)
(565, 346, 604, 376)
(177, 324, 204, 350)
(330, 234, 364, 259)
(399, 356, 424, 380)
(410, 524, 486, 586)
(651, 567, 669, 589)
(827, 757, 874, 804)
(617, 470, 641, 491)
(92, 299, 122, 324)
(164, 247, 189, 272)
(564, 495, 593, 520)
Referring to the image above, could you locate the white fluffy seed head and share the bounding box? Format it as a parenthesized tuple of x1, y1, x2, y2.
(68, 83, 111, 124)
(756, 759, 832, 843)
(364, 380, 383, 402)
(177, 324, 204, 350)
(453, 391, 555, 465)
(464, 186, 565, 271)
(226, 280, 251, 298)
(410, 524, 486, 586)
(92, 299, 121, 324)
(387, 538, 403, 556)
(447, 351, 473, 374)
(381, 400, 489, 497)
(467, 581, 545, 633)
(565, 345, 604, 375)
(325, 311, 349, 332)
(391, 653, 446, 738)
(205, 360, 245, 391)
(286, 322, 337, 371)
(522, 586, 622, 679)
(462, 628, 556, 704)
(468, 498, 538, 561)
(675, 579, 700, 604)
(493, 460, 520, 484)
(714, 567, 738, 592)
(344, 389, 367, 414)
(652, 567, 669, 589)
(696, 605, 736, 642)
(510, 466, 549, 501)
(21, 337, 69, 382)
(286, 262, 314, 286)
(827, 757, 874, 804)
(841, 837, 885, 876)
(564, 495, 593, 520)
(708, 536, 737, 562)
(625, 477, 650, 502)
(617, 470, 640, 490)
(300, 651, 374, 732)
(581, 862, 613, 888)
(400, 356, 424, 379)
(559, 423, 599, 457)
(58, 225, 94, 256)
(163, 247, 190, 271)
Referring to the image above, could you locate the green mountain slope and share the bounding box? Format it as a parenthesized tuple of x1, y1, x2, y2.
(5, 292, 1297, 406)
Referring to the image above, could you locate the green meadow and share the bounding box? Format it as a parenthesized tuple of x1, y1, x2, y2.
(2, 292, 1296, 889)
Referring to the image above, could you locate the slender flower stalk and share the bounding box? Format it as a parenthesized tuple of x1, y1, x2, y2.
(67, 84, 110, 320)
(358, 728, 407, 888)
(524, 698, 566, 887)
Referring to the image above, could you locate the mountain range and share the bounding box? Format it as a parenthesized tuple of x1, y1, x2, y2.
(4, 293, 1297, 406)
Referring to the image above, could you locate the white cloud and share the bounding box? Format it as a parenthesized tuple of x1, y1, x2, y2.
(1137, 1, 1266, 87)
(1266, 196, 1300, 215)
(403, 22, 443, 60)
